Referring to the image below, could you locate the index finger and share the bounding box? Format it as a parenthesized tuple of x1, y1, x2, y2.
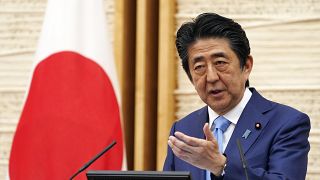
(174, 131, 205, 147)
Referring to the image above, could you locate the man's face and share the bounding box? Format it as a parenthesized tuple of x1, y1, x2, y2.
(187, 38, 253, 115)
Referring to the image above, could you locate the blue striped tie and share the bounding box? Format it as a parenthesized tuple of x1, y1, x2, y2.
(206, 116, 230, 180)
(213, 116, 231, 152)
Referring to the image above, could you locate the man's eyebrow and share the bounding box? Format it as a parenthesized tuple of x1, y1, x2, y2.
(191, 56, 204, 64)
(190, 51, 229, 64)
(211, 52, 228, 59)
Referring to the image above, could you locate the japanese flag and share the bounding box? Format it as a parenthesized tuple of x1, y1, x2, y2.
(9, 0, 126, 179)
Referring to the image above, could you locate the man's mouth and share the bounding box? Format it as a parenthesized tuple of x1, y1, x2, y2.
(209, 89, 224, 95)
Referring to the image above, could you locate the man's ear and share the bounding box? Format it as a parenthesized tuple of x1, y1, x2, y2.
(244, 55, 253, 74)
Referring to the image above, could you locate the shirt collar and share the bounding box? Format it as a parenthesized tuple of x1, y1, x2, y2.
(208, 88, 252, 127)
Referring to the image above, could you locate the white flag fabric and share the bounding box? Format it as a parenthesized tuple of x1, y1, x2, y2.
(9, 0, 125, 179)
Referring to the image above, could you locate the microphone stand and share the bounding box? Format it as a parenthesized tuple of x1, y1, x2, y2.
(70, 140, 117, 180)
(236, 139, 249, 180)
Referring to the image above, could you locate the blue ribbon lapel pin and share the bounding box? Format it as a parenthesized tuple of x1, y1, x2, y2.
(242, 129, 251, 139)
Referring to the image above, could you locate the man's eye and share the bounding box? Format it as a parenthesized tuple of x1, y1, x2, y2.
(215, 61, 226, 65)
(194, 65, 205, 70)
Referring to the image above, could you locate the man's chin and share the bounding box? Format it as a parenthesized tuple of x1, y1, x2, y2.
(208, 103, 229, 115)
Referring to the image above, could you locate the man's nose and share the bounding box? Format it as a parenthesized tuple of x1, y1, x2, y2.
(206, 66, 219, 83)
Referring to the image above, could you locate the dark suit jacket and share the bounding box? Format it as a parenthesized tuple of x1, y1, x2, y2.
(163, 88, 310, 180)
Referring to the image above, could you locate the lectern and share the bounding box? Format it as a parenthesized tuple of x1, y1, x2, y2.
(86, 170, 192, 180)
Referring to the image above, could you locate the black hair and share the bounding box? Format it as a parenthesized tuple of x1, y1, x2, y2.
(176, 13, 250, 87)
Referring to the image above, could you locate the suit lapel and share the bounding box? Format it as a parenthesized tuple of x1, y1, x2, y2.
(225, 88, 273, 155)
(195, 106, 208, 139)
(190, 106, 208, 180)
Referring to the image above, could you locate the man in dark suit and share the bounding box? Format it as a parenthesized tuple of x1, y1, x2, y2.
(163, 13, 310, 180)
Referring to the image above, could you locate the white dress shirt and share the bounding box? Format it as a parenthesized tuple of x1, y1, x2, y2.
(208, 88, 252, 152)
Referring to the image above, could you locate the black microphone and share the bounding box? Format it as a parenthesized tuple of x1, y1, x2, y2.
(70, 140, 117, 180)
(236, 138, 249, 180)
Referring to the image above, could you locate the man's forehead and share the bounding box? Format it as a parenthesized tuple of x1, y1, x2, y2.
(187, 38, 233, 61)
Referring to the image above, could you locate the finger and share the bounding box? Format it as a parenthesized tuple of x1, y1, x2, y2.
(168, 136, 194, 154)
(174, 132, 203, 147)
(168, 139, 191, 160)
(203, 123, 215, 141)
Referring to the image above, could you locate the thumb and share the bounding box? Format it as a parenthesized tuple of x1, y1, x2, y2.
(203, 123, 215, 141)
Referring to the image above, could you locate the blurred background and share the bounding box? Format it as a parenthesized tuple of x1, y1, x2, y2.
(0, 0, 319, 179)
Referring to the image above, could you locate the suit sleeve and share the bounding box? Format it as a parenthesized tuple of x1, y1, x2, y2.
(246, 113, 310, 180)
(163, 121, 177, 171)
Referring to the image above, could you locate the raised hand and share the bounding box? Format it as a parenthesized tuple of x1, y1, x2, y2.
(168, 123, 226, 176)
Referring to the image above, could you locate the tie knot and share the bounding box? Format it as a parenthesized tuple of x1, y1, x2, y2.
(214, 116, 231, 132)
